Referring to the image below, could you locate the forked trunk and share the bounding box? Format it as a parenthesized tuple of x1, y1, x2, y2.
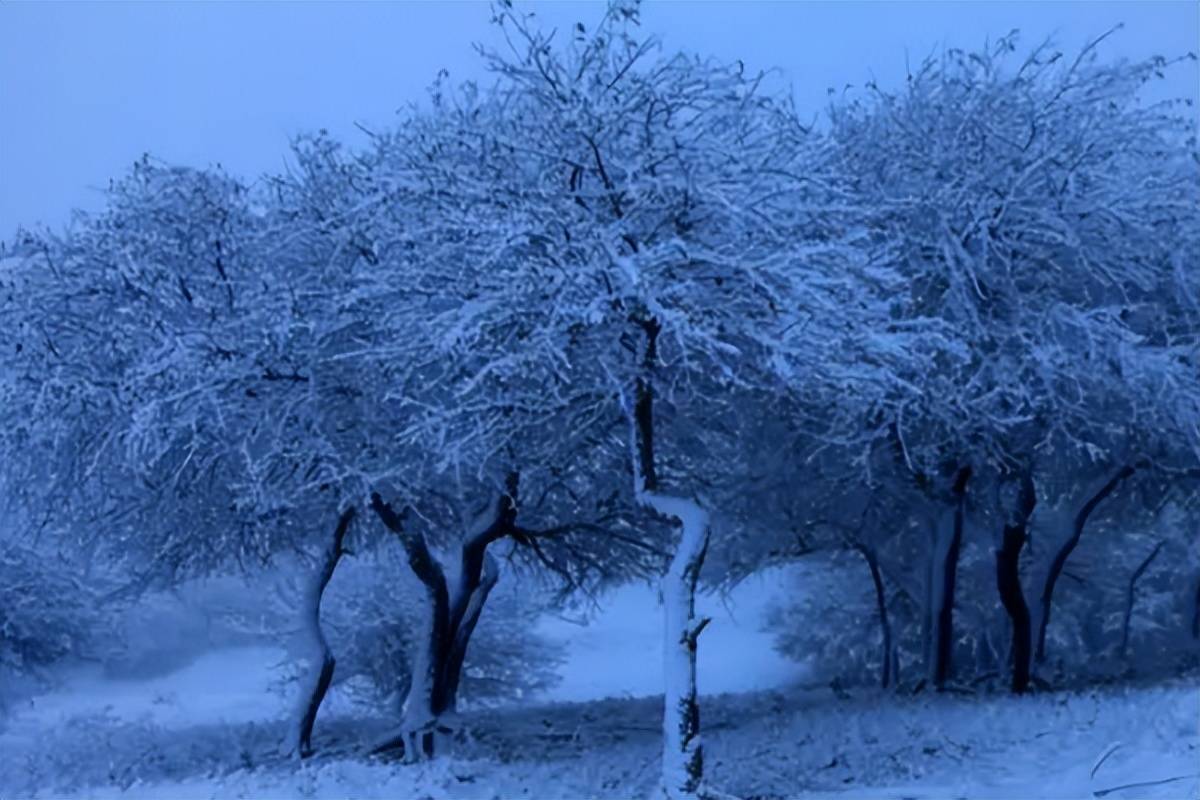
(369, 494, 449, 761)
(438, 551, 500, 714)
(401, 571, 450, 762)
(368, 490, 511, 761)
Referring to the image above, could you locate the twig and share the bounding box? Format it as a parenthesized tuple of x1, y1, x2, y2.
(1093, 773, 1198, 797)
(1090, 741, 1121, 780)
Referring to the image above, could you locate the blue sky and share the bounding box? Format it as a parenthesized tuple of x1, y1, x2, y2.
(2, 1, 1196, 235)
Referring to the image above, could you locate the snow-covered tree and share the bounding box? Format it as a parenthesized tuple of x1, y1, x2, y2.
(403, 2, 961, 792)
(0, 156, 393, 755)
(261, 120, 665, 760)
(820, 30, 1200, 691)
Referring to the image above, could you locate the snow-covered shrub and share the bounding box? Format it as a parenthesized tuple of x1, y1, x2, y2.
(764, 553, 884, 687)
(0, 544, 100, 676)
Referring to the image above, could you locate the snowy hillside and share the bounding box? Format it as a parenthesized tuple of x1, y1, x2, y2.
(1, 636, 1196, 799)
(2, 575, 1197, 799)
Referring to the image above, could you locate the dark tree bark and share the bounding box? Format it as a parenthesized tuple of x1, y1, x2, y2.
(853, 542, 893, 689)
(633, 315, 661, 490)
(932, 466, 971, 690)
(437, 475, 517, 713)
(1036, 465, 1136, 663)
(921, 517, 936, 682)
(369, 486, 518, 760)
(294, 505, 356, 758)
(1193, 576, 1200, 640)
(1120, 540, 1164, 659)
(438, 550, 500, 713)
(995, 472, 1036, 694)
(370, 494, 451, 761)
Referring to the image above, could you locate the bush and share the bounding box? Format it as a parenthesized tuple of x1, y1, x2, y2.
(0, 543, 100, 676)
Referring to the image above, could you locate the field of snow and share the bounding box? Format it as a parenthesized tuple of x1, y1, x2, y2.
(1, 576, 1197, 799)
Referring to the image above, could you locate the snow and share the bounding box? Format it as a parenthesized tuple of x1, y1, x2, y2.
(3, 649, 1196, 799)
(1, 647, 291, 733)
(3, 579, 1196, 799)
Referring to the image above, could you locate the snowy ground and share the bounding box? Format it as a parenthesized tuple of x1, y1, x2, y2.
(1, 576, 1197, 799)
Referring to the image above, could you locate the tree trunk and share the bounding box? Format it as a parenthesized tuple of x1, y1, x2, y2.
(854, 542, 893, 689)
(1120, 540, 1163, 659)
(438, 551, 500, 714)
(931, 467, 971, 690)
(1036, 465, 1135, 663)
(400, 580, 445, 762)
(369, 490, 513, 760)
(435, 481, 515, 714)
(621, 314, 712, 799)
(995, 472, 1036, 694)
(370, 494, 450, 762)
(1192, 575, 1200, 640)
(996, 529, 1032, 694)
(921, 516, 937, 685)
(292, 505, 355, 758)
(646, 492, 710, 800)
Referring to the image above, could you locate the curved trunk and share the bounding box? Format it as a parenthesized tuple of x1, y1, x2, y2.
(1036, 465, 1135, 663)
(996, 528, 1032, 693)
(854, 542, 893, 689)
(624, 317, 713, 798)
(292, 505, 355, 758)
(1119, 541, 1163, 659)
(620, 315, 714, 798)
(369, 494, 450, 762)
(995, 473, 1036, 694)
(647, 492, 710, 800)
(401, 578, 449, 762)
